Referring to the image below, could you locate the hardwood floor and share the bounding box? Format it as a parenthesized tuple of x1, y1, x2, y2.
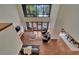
(21, 31, 79, 55)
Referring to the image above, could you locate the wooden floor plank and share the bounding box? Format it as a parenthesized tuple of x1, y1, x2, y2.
(21, 31, 79, 55)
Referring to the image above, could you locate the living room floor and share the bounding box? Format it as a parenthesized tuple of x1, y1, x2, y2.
(21, 31, 79, 55)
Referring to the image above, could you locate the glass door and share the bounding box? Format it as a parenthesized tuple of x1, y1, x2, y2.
(26, 22, 49, 31)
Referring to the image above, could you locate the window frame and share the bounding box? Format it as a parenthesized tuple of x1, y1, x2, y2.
(22, 4, 51, 17)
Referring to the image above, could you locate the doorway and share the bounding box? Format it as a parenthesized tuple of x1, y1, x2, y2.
(26, 22, 49, 32)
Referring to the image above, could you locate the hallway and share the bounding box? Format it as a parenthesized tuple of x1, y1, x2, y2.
(21, 31, 79, 55)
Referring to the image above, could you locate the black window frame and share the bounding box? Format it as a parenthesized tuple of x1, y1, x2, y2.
(22, 4, 51, 17)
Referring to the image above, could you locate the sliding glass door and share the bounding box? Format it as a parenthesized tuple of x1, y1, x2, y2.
(26, 22, 49, 31)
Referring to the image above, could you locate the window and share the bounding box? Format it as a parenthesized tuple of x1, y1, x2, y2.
(22, 4, 51, 17)
(26, 22, 49, 31)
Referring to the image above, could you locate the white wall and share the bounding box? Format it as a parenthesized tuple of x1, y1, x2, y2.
(48, 4, 60, 39)
(0, 4, 23, 54)
(0, 25, 22, 55)
(62, 5, 79, 42)
(52, 5, 64, 39)
(54, 5, 79, 41)
(0, 4, 21, 27)
(17, 5, 27, 29)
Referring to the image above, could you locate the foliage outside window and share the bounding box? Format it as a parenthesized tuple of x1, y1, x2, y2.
(22, 4, 51, 17)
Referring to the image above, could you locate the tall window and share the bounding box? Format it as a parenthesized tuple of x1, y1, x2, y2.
(22, 4, 51, 17)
